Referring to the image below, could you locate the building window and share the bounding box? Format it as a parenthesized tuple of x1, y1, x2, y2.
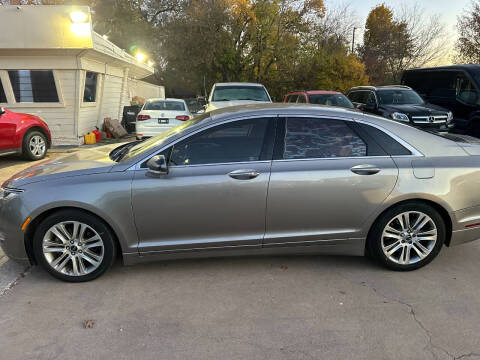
(8, 70, 59, 103)
(0, 79, 6, 103)
(83, 72, 98, 103)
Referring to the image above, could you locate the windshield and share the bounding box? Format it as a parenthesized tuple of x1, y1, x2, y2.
(119, 113, 209, 162)
(212, 86, 270, 102)
(144, 100, 185, 111)
(308, 94, 355, 109)
(377, 89, 424, 105)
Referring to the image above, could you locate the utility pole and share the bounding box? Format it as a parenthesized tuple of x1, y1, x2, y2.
(352, 27, 359, 54)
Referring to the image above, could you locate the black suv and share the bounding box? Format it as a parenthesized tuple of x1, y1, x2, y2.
(346, 85, 453, 130)
(402, 65, 480, 136)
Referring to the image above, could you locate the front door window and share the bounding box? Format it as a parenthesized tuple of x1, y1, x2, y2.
(170, 118, 270, 165)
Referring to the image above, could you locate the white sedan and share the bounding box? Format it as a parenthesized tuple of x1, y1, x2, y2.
(136, 98, 192, 139)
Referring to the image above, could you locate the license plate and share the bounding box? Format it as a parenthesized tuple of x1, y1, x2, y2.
(158, 118, 169, 124)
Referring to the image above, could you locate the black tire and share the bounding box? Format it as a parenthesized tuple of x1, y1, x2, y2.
(33, 210, 116, 282)
(22, 130, 48, 161)
(367, 202, 446, 271)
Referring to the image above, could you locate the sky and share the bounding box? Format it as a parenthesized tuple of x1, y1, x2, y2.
(328, 0, 472, 64)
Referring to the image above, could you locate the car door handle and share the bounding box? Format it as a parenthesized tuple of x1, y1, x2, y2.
(228, 169, 260, 180)
(350, 164, 381, 175)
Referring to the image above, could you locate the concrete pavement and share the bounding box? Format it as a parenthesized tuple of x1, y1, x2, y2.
(1, 152, 480, 359)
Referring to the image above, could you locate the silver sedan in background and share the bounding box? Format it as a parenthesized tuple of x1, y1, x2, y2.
(1, 104, 480, 282)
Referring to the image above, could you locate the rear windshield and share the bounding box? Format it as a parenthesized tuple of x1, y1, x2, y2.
(144, 100, 185, 111)
(212, 86, 270, 102)
(308, 94, 354, 109)
(377, 89, 424, 105)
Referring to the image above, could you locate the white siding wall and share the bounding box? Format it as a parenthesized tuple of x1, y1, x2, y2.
(100, 74, 123, 122)
(0, 55, 163, 145)
(128, 79, 165, 101)
(5, 69, 77, 146)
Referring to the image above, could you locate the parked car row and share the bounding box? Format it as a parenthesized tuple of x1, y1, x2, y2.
(134, 65, 480, 140)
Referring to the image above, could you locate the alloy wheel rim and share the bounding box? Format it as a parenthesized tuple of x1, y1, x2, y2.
(381, 211, 437, 265)
(42, 221, 104, 276)
(29, 135, 46, 157)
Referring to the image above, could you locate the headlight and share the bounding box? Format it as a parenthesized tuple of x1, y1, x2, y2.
(447, 111, 453, 122)
(391, 112, 410, 122)
(0, 187, 23, 199)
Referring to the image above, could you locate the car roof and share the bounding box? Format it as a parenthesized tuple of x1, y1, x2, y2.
(404, 64, 480, 73)
(287, 90, 342, 95)
(348, 85, 412, 92)
(146, 98, 186, 102)
(214, 82, 265, 87)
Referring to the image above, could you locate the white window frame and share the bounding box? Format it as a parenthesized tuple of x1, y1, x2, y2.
(0, 69, 65, 108)
(81, 70, 102, 108)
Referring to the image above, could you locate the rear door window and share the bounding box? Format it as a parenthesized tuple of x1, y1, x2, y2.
(287, 94, 298, 103)
(280, 118, 367, 159)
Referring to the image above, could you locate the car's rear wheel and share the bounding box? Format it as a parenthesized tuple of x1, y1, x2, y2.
(33, 210, 116, 282)
(23, 130, 47, 161)
(368, 202, 445, 271)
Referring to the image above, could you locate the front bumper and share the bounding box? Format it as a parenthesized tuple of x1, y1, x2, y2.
(0, 192, 30, 263)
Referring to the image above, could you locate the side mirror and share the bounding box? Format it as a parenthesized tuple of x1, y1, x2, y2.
(365, 101, 377, 111)
(146, 154, 168, 175)
(271, 96, 277, 102)
(0, 107, 5, 115)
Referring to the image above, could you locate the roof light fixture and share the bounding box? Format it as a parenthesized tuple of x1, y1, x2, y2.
(70, 11, 89, 24)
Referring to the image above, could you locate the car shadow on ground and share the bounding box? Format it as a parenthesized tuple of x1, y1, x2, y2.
(0, 155, 30, 170)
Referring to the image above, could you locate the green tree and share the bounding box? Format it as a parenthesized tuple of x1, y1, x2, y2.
(358, 4, 411, 85)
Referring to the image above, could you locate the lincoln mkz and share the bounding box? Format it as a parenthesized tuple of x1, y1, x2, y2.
(1, 104, 480, 281)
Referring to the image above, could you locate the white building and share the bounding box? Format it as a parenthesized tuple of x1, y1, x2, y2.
(0, 5, 164, 145)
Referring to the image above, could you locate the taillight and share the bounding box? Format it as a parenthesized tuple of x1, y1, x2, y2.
(137, 114, 151, 121)
(176, 115, 190, 121)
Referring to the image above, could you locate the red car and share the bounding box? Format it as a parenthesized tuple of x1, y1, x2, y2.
(283, 90, 355, 109)
(0, 107, 51, 161)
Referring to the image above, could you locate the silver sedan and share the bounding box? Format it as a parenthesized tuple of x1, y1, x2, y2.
(1, 104, 480, 282)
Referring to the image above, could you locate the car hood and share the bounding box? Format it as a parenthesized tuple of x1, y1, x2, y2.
(380, 103, 448, 116)
(207, 100, 271, 111)
(3, 144, 122, 188)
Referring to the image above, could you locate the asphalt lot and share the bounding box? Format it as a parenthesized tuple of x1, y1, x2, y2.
(1, 150, 480, 360)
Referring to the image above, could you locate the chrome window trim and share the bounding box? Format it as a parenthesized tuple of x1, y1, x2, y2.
(273, 155, 392, 164)
(355, 118, 424, 157)
(135, 160, 272, 171)
(129, 113, 423, 170)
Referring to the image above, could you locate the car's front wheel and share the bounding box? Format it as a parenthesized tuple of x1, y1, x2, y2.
(368, 202, 445, 271)
(23, 130, 48, 161)
(33, 210, 116, 282)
